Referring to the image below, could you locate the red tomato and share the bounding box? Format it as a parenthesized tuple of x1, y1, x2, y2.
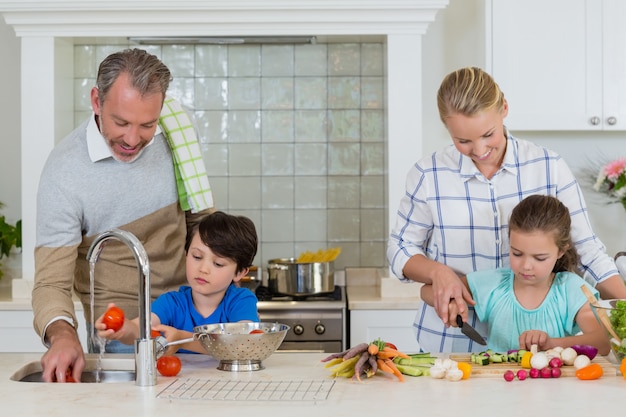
(385, 342, 398, 350)
(249, 329, 265, 334)
(157, 355, 182, 377)
(65, 368, 76, 383)
(102, 306, 125, 332)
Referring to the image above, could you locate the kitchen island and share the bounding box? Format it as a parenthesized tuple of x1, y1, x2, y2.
(2, 352, 624, 416)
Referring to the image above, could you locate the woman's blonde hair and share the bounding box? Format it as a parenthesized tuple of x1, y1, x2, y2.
(436, 67, 505, 124)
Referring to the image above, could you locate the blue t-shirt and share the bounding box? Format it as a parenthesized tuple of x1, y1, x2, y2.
(467, 268, 598, 352)
(151, 283, 259, 332)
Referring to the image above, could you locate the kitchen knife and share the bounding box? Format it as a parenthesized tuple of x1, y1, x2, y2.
(456, 315, 487, 345)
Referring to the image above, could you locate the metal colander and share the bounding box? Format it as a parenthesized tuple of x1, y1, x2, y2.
(194, 322, 289, 371)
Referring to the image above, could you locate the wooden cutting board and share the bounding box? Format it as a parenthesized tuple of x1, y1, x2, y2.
(449, 354, 618, 377)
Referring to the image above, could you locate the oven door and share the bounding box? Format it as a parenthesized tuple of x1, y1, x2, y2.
(276, 341, 342, 353)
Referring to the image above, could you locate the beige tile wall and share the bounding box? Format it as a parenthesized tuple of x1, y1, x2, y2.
(73, 41, 387, 270)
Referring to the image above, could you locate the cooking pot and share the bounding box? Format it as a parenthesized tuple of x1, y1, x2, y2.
(267, 258, 334, 296)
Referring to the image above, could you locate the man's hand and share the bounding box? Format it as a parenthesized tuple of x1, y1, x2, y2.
(40, 320, 85, 382)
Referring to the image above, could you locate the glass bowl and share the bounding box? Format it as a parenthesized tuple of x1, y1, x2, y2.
(589, 299, 626, 361)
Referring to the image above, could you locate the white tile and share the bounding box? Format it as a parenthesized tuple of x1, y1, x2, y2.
(227, 110, 261, 143)
(262, 210, 295, 242)
(195, 45, 228, 77)
(361, 43, 384, 76)
(360, 208, 385, 240)
(262, 111, 294, 143)
(195, 78, 228, 110)
(328, 143, 360, 175)
(328, 44, 361, 76)
(361, 77, 384, 109)
(295, 78, 327, 109)
(194, 110, 228, 143)
(294, 176, 327, 209)
(261, 177, 294, 209)
(295, 44, 327, 76)
(201, 144, 228, 176)
(229, 78, 261, 109)
(328, 176, 360, 208)
(328, 110, 360, 141)
(361, 143, 384, 175)
(228, 177, 262, 209)
(73, 45, 96, 78)
(262, 144, 294, 175)
(328, 209, 360, 241)
(262, 45, 294, 76)
(360, 241, 386, 267)
(328, 77, 360, 109)
(295, 143, 327, 175)
(162, 45, 195, 77)
(261, 77, 294, 110)
(74, 78, 94, 111)
(228, 143, 261, 175)
(208, 177, 228, 211)
(361, 175, 384, 208)
(361, 109, 384, 142)
(228, 45, 261, 77)
(295, 209, 328, 241)
(295, 110, 328, 142)
(167, 78, 195, 109)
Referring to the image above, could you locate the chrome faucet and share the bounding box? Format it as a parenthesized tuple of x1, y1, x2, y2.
(86, 228, 157, 386)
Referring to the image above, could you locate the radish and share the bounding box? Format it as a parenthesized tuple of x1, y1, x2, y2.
(540, 367, 553, 378)
(503, 370, 515, 382)
(549, 357, 563, 368)
(529, 368, 541, 378)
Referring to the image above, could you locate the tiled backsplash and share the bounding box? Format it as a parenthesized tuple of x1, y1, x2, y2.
(72, 41, 387, 270)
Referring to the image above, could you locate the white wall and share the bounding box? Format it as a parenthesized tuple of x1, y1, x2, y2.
(0, 16, 20, 224)
(420, 0, 626, 257)
(1, 0, 624, 275)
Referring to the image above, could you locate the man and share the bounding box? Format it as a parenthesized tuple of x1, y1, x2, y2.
(32, 48, 214, 382)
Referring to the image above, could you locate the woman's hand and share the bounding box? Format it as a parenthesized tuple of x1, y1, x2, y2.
(430, 266, 475, 327)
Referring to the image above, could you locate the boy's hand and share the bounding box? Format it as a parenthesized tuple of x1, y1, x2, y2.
(95, 303, 128, 341)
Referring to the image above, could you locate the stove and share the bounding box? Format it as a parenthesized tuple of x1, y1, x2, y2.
(255, 285, 347, 353)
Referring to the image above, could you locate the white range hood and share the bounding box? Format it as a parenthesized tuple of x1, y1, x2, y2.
(0, 0, 448, 296)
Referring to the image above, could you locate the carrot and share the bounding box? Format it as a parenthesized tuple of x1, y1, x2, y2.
(367, 353, 378, 377)
(354, 352, 371, 382)
(376, 346, 410, 360)
(377, 358, 394, 374)
(368, 343, 379, 356)
(343, 343, 369, 360)
(320, 348, 351, 362)
(384, 358, 405, 382)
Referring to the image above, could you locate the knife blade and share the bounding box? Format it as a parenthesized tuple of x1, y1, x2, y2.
(456, 314, 487, 345)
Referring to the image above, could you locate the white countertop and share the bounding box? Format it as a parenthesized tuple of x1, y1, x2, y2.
(346, 285, 421, 310)
(2, 352, 625, 416)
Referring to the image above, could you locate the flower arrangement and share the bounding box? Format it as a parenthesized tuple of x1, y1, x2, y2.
(593, 157, 626, 210)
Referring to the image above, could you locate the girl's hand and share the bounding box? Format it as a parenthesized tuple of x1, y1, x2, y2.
(519, 330, 550, 351)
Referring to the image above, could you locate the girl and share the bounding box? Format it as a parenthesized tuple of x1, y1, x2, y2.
(422, 195, 610, 354)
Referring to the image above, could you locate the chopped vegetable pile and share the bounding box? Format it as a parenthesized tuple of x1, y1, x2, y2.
(321, 338, 436, 382)
(608, 300, 626, 358)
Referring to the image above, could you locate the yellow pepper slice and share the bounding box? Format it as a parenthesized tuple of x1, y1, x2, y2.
(520, 351, 533, 369)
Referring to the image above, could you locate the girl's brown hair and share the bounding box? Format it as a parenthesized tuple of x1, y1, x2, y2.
(509, 195, 579, 273)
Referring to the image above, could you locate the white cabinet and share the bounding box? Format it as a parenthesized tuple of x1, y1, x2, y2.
(350, 310, 421, 353)
(488, 0, 626, 130)
(0, 310, 88, 353)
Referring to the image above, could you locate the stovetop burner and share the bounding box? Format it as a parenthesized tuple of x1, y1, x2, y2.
(255, 285, 342, 302)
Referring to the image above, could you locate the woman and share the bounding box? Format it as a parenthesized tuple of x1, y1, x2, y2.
(387, 67, 626, 353)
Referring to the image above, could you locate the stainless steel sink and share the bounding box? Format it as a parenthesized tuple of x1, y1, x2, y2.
(10, 354, 136, 383)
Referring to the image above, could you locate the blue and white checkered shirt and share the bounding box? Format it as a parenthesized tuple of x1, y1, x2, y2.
(387, 134, 618, 353)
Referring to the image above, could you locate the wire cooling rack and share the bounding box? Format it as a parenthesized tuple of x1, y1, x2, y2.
(157, 378, 335, 401)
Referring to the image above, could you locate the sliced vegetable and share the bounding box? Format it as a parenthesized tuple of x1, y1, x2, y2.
(520, 351, 533, 369)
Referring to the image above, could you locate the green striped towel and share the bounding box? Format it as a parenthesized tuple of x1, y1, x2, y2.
(159, 97, 214, 213)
